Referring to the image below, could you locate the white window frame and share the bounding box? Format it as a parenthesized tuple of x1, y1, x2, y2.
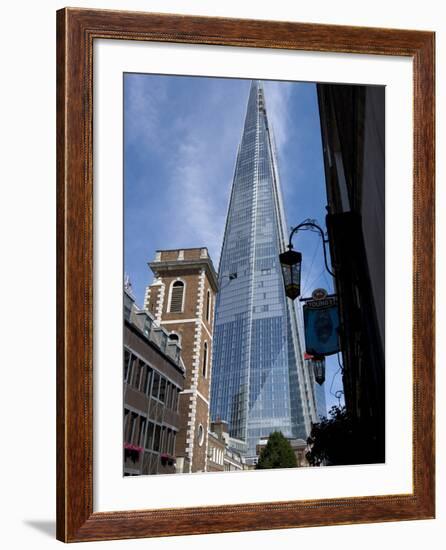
(202, 341, 208, 378)
(197, 424, 205, 447)
(168, 331, 182, 344)
(206, 289, 211, 322)
(167, 278, 186, 313)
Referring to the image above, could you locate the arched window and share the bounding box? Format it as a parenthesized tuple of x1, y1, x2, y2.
(197, 424, 204, 446)
(169, 280, 184, 313)
(206, 289, 211, 322)
(168, 332, 180, 343)
(202, 341, 208, 378)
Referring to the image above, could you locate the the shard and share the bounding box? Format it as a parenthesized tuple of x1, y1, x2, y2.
(210, 81, 317, 461)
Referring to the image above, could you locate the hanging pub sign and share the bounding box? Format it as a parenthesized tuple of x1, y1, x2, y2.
(303, 289, 340, 357)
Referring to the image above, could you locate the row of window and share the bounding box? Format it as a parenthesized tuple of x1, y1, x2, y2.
(209, 446, 224, 466)
(216, 300, 283, 313)
(252, 305, 270, 313)
(124, 409, 177, 455)
(124, 349, 180, 412)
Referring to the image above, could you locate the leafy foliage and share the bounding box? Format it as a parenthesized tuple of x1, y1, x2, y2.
(306, 405, 371, 466)
(256, 431, 297, 469)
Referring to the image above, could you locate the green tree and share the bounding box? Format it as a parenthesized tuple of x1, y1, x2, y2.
(256, 431, 297, 469)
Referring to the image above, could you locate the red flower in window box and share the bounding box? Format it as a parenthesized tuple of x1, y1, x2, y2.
(124, 443, 143, 463)
(160, 453, 176, 466)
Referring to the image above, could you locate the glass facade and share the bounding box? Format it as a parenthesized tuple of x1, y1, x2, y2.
(314, 380, 327, 420)
(211, 81, 317, 459)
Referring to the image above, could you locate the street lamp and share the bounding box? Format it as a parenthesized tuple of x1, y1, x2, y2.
(312, 357, 326, 386)
(280, 218, 335, 300)
(219, 271, 238, 291)
(279, 248, 302, 300)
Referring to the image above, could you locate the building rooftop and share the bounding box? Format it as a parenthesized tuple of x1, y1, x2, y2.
(154, 247, 210, 260)
(124, 285, 185, 372)
(149, 247, 218, 292)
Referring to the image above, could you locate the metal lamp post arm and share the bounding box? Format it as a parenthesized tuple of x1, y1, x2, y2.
(288, 221, 335, 278)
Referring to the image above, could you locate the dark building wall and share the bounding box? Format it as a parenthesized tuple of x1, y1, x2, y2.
(317, 83, 385, 463)
(361, 86, 385, 349)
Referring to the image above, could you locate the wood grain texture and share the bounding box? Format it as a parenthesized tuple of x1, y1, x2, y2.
(56, 7, 435, 542)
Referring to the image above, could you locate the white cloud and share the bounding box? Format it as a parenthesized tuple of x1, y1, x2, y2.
(125, 75, 168, 153)
(263, 80, 293, 152)
(161, 80, 296, 267)
(170, 139, 225, 258)
(126, 77, 296, 276)
(162, 83, 247, 268)
(166, 129, 236, 266)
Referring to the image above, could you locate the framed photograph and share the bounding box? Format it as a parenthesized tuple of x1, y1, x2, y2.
(56, 7, 435, 542)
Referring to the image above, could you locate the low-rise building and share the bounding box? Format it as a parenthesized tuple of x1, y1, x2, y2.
(123, 283, 185, 476)
(207, 420, 245, 472)
(223, 447, 245, 472)
(207, 431, 225, 472)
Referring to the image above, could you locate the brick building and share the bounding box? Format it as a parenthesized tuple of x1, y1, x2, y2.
(145, 248, 218, 473)
(123, 284, 185, 476)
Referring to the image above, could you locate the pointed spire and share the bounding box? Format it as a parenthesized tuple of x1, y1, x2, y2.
(211, 79, 316, 458)
(124, 272, 135, 298)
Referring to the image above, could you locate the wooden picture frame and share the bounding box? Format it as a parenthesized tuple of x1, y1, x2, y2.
(56, 7, 435, 542)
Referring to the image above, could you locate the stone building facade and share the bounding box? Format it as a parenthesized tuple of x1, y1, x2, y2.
(207, 431, 226, 472)
(145, 248, 218, 473)
(123, 285, 185, 476)
(207, 420, 246, 472)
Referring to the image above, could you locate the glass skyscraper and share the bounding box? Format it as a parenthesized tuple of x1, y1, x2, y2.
(210, 80, 317, 460)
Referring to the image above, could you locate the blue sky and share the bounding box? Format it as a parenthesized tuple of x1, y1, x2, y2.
(124, 73, 344, 413)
